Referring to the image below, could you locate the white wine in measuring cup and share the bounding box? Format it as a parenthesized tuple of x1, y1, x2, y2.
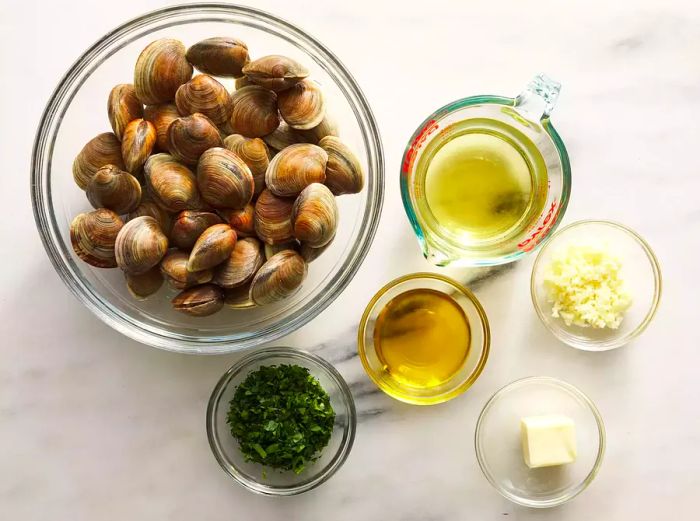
(401, 74, 571, 266)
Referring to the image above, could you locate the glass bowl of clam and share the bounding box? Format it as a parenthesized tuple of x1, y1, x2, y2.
(31, 4, 383, 353)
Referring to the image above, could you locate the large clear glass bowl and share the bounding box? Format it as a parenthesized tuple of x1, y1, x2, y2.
(31, 4, 383, 354)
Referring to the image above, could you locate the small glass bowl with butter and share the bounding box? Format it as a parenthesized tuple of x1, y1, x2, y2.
(531, 220, 662, 350)
(474, 377, 605, 508)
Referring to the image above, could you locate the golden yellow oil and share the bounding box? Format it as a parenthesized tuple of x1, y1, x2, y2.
(373, 289, 470, 388)
(422, 118, 547, 245)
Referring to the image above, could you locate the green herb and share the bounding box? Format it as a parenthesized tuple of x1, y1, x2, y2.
(226, 364, 335, 474)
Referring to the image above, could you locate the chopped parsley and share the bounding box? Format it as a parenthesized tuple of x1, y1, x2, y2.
(226, 364, 335, 474)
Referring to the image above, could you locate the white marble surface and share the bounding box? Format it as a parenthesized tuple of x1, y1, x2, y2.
(2, 0, 698, 518)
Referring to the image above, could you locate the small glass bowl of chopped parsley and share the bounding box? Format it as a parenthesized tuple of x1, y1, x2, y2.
(207, 347, 356, 495)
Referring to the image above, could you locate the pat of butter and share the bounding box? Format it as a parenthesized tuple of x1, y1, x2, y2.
(520, 415, 577, 469)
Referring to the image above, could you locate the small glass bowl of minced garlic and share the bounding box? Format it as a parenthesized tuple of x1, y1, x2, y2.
(531, 220, 662, 351)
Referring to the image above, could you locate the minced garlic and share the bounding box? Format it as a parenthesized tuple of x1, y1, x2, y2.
(543, 242, 632, 329)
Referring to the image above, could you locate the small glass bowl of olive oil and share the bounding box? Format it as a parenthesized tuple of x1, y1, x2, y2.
(357, 273, 490, 405)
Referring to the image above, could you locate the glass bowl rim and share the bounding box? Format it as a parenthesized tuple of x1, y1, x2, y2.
(399, 93, 571, 267)
(530, 219, 662, 351)
(474, 376, 606, 508)
(357, 272, 491, 405)
(30, 2, 384, 354)
(205, 346, 357, 496)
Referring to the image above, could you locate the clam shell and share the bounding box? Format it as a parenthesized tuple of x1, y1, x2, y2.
(196, 147, 254, 209)
(143, 103, 181, 152)
(291, 183, 338, 248)
(242, 55, 309, 92)
(86, 164, 142, 214)
(125, 267, 163, 300)
(167, 113, 223, 165)
(254, 189, 294, 245)
(107, 84, 143, 140)
(121, 118, 156, 174)
(115, 215, 169, 274)
(277, 79, 325, 130)
(134, 38, 193, 105)
(172, 284, 224, 317)
(213, 237, 264, 288)
(228, 85, 279, 138)
(297, 114, 339, 144)
(186, 37, 250, 78)
(249, 250, 307, 305)
(319, 136, 365, 195)
(264, 240, 299, 260)
(187, 223, 237, 272)
(175, 74, 232, 126)
(223, 134, 269, 196)
(170, 210, 222, 249)
(224, 283, 256, 309)
(218, 204, 255, 237)
(127, 200, 173, 235)
(160, 250, 214, 289)
(262, 122, 308, 152)
(144, 153, 204, 212)
(70, 208, 124, 268)
(72, 132, 126, 190)
(265, 143, 328, 197)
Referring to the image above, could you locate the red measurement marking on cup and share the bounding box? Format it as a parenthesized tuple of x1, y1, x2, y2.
(402, 119, 439, 174)
(518, 201, 560, 252)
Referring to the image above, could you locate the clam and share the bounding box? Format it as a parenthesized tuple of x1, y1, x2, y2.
(170, 210, 222, 249)
(291, 183, 338, 248)
(186, 37, 250, 78)
(249, 250, 307, 305)
(254, 189, 294, 245)
(224, 283, 256, 309)
(196, 147, 254, 209)
(143, 102, 181, 151)
(277, 79, 325, 130)
(223, 134, 269, 195)
(264, 241, 299, 260)
(134, 38, 193, 105)
(300, 237, 333, 263)
(121, 118, 156, 174)
(160, 250, 214, 289)
(70, 208, 124, 268)
(175, 74, 232, 126)
(144, 153, 203, 212)
(228, 85, 279, 138)
(265, 143, 327, 197)
(262, 122, 307, 152)
(167, 113, 223, 165)
(218, 204, 255, 237)
(234, 76, 252, 90)
(213, 237, 264, 288)
(127, 200, 172, 235)
(297, 114, 339, 144)
(187, 223, 236, 272)
(73, 132, 126, 190)
(86, 164, 142, 214)
(319, 136, 365, 195)
(107, 84, 143, 140)
(115, 215, 169, 274)
(242, 55, 309, 92)
(172, 284, 224, 317)
(125, 267, 163, 300)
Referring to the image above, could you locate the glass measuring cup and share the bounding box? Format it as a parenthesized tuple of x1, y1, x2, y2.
(400, 74, 571, 267)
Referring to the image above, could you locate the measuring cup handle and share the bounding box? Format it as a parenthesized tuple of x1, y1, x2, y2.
(514, 74, 561, 122)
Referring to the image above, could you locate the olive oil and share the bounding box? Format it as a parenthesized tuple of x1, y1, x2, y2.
(422, 118, 548, 246)
(373, 289, 470, 388)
